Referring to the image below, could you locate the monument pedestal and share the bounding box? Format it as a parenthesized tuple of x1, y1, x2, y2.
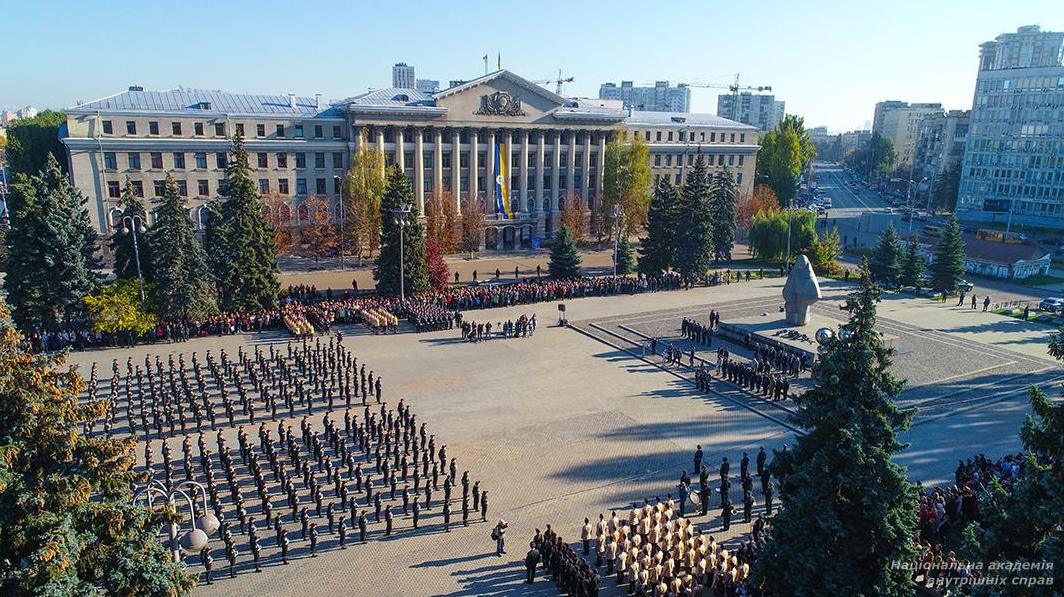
(717, 314, 898, 362)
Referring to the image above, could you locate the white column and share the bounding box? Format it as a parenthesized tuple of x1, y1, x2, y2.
(582, 131, 592, 202)
(536, 131, 546, 233)
(487, 129, 496, 216)
(396, 127, 405, 171)
(519, 130, 529, 214)
(452, 128, 461, 213)
(433, 128, 444, 201)
(551, 131, 561, 211)
(470, 129, 479, 207)
(505, 130, 514, 214)
(596, 132, 606, 200)
(567, 130, 577, 206)
(376, 127, 386, 177)
(414, 128, 425, 213)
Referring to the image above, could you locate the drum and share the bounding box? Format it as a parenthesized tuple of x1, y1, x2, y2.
(688, 490, 701, 508)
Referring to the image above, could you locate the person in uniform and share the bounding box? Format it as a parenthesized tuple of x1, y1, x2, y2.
(200, 548, 213, 584)
(525, 542, 541, 583)
(279, 527, 290, 564)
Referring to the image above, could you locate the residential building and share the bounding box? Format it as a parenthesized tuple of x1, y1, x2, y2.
(716, 92, 785, 131)
(598, 81, 691, 113)
(957, 25, 1064, 228)
(871, 100, 908, 135)
(392, 63, 416, 88)
(62, 70, 757, 251)
(875, 102, 944, 168)
(415, 79, 440, 94)
(913, 109, 970, 180)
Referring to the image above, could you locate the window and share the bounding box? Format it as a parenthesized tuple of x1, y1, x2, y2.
(644, 131, 650, 141)
(131, 181, 144, 197)
(294, 124, 304, 138)
(688, 154, 694, 166)
(177, 180, 188, 196)
(194, 122, 204, 136)
(235, 123, 244, 136)
(171, 121, 182, 135)
(256, 124, 266, 137)
(195, 152, 207, 169)
(295, 153, 306, 168)
(277, 124, 286, 137)
(128, 153, 141, 171)
(126, 121, 137, 135)
(215, 122, 225, 136)
(315, 178, 327, 194)
(277, 153, 288, 168)
(154, 180, 166, 196)
(675, 173, 681, 184)
(654, 155, 661, 166)
(102, 120, 113, 135)
(278, 178, 289, 194)
(717, 155, 724, 166)
(740, 133, 745, 143)
(107, 181, 120, 198)
(296, 178, 307, 195)
(332, 152, 343, 169)
(710, 132, 716, 142)
(314, 125, 323, 138)
(738, 155, 744, 166)
(198, 180, 209, 196)
(257, 153, 268, 168)
(216, 152, 227, 168)
(442, 153, 452, 169)
(667, 131, 674, 141)
(315, 152, 325, 169)
(730, 133, 735, 143)
(104, 152, 117, 170)
(333, 177, 341, 194)
(149, 121, 159, 135)
(736, 172, 743, 185)
(332, 126, 342, 139)
(700, 132, 705, 141)
(173, 152, 186, 169)
(679, 131, 685, 142)
(404, 151, 414, 167)
(150, 152, 163, 169)
(656, 131, 662, 141)
(728, 155, 734, 166)
(259, 179, 270, 193)
(665, 155, 673, 167)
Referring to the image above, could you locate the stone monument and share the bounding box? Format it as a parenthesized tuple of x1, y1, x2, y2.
(782, 254, 822, 326)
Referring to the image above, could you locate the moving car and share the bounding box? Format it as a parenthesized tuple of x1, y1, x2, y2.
(1039, 297, 1064, 313)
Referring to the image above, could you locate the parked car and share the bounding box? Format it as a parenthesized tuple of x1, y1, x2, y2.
(1039, 297, 1064, 313)
(923, 225, 943, 237)
(957, 280, 974, 293)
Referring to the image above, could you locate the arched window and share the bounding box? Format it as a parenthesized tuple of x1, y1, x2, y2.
(296, 202, 310, 223)
(278, 203, 292, 223)
(543, 198, 551, 212)
(526, 198, 534, 213)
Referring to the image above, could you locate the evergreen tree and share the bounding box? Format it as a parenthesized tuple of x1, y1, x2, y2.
(930, 214, 966, 295)
(206, 135, 280, 311)
(615, 235, 635, 275)
(374, 166, 429, 296)
(109, 177, 154, 282)
(4, 153, 99, 332)
(150, 175, 216, 322)
(672, 153, 714, 281)
(752, 258, 918, 596)
(549, 225, 582, 279)
(0, 305, 194, 595)
(637, 177, 679, 276)
(869, 223, 902, 286)
(709, 168, 738, 262)
(898, 240, 925, 288)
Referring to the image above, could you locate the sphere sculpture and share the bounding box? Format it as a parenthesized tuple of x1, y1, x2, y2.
(815, 327, 835, 345)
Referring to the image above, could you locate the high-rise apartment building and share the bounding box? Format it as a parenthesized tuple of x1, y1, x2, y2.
(957, 25, 1064, 228)
(598, 81, 691, 112)
(913, 110, 970, 179)
(716, 93, 785, 131)
(392, 63, 416, 88)
(415, 79, 440, 93)
(873, 102, 944, 168)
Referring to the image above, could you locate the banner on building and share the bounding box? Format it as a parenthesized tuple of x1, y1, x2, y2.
(494, 142, 513, 219)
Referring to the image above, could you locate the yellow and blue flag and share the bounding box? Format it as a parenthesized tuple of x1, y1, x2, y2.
(495, 142, 513, 219)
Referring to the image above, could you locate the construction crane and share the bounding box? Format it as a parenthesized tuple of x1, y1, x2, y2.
(678, 74, 772, 122)
(533, 69, 574, 95)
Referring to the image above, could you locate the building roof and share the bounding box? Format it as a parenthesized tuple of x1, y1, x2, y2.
(963, 235, 1049, 265)
(68, 89, 343, 118)
(625, 110, 755, 130)
(342, 87, 436, 108)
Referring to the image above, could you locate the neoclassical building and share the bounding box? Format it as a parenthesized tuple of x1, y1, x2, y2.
(64, 70, 759, 251)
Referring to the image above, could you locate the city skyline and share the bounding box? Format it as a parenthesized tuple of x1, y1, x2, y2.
(1, 0, 1060, 132)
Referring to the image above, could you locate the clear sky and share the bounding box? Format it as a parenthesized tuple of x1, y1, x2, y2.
(2, 0, 1059, 132)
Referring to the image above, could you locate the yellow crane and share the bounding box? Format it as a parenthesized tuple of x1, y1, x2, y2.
(533, 69, 575, 95)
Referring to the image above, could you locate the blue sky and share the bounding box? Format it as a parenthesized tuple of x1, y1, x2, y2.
(2, 0, 1059, 132)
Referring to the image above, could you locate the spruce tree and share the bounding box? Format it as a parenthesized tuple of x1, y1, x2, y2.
(672, 153, 714, 281)
(869, 223, 902, 287)
(930, 214, 966, 295)
(637, 177, 679, 275)
(0, 305, 194, 595)
(615, 235, 635, 276)
(752, 258, 918, 596)
(109, 177, 154, 282)
(374, 166, 429, 296)
(151, 175, 216, 322)
(709, 168, 738, 262)
(4, 153, 99, 332)
(549, 225, 582, 279)
(206, 135, 280, 311)
(898, 240, 925, 289)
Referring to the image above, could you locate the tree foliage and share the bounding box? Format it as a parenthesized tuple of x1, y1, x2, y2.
(297, 195, 338, 263)
(459, 195, 486, 256)
(809, 227, 843, 276)
(559, 192, 588, 244)
(755, 115, 813, 206)
(261, 193, 295, 256)
(845, 132, 897, 179)
(4, 153, 99, 333)
(549, 225, 582, 279)
(83, 278, 158, 336)
(425, 239, 450, 292)
(737, 183, 780, 229)
(601, 130, 652, 238)
(930, 214, 966, 295)
(709, 168, 738, 261)
(615, 235, 635, 275)
(205, 135, 280, 311)
(3, 110, 68, 177)
(747, 208, 817, 262)
(898, 240, 926, 288)
(0, 304, 195, 596)
(374, 166, 428, 296)
(673, 153, 714, 280)
(109, 178, 154, 282)
(344, 147, 386, 260)
(870, 223, 903, 287)
(638, 177, 680, 276)
(150, 175, 216, 322)
(425, 191, 460, 253)
(752, 258, 918, 596)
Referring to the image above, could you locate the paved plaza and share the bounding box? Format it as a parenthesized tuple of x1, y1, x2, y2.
(64, 275, 1057, 596)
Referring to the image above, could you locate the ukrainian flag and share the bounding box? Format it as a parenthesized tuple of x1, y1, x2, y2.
(495, 142, 513, 219)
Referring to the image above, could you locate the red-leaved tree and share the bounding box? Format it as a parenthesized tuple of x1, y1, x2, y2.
(425, 239, 450, 292)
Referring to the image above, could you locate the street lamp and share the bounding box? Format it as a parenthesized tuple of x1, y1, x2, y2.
(390, 203, 413, 301)
(334, 175, 346, 271)
(609, 204, 623, 276)
(119, 214, 148, 303)
(132, 479, 219, 564)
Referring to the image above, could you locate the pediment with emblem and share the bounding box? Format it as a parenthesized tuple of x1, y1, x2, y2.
(432, 70, 565, 125)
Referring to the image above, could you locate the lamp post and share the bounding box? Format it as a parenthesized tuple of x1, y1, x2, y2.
(132, 479, 219, 564)
(119, 214, 148, 302)
(390, 203, 412, 301)
(609, 204, 623, 276)
(334, 175, 346, 271)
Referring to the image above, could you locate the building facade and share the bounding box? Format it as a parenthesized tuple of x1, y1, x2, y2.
(392, 63, 416, 89)
(873, 102, 944, 169)
(957, 25, 1064, 228)
(598, 81, 691, 113)
(63, 70, 757, 251)
(913, 109, 970, 180)
(716, 92, 784, 131)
